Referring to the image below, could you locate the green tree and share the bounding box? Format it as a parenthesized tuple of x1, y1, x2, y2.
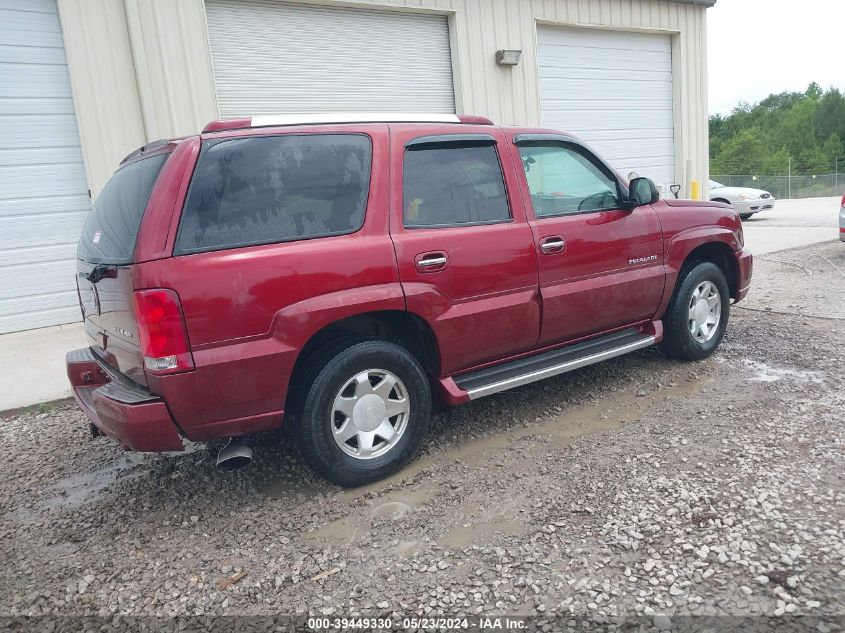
(710, 83, 845, 176)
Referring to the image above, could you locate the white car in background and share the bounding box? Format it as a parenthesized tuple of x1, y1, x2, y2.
(840, 193, 844, 242)
(709, 180, 776, 220)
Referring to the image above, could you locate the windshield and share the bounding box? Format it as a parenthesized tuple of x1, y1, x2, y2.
(709, 180, 724, 189)
(77, 154, 169, 264)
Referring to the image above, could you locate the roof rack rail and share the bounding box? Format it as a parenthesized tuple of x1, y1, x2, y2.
(202, 113, 494, 133)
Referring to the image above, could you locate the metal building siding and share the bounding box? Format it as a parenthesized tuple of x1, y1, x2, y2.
(0, 0, 90, 333)
(537, 25, 675, 191)
(123, 0, 218, 141)
(56, 0, 146, 199)
(56, 0, 709, 199)
(204, 0, 456, 117)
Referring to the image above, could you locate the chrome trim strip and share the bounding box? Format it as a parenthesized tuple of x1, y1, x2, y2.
(417, 256, 448, 267)
(465, 335, 656, 400)
(251, 113, 461, 127)
(406, 133, 496, 148)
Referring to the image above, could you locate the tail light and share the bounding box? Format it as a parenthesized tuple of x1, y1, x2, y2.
(841, 193, 845, 207)
(133, 289, 194, 374)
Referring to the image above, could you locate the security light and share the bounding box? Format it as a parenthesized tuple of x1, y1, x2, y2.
(496, 49, 522, 66)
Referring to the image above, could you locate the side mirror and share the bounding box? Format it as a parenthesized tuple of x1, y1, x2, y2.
(623, 177, 660, 209)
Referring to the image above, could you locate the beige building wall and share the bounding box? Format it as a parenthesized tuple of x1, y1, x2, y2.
(58, 0, 709, 197)
(56, 0, 147, 197)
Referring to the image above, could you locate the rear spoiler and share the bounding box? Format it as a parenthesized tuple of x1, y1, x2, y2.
(119, 137, 188, 166)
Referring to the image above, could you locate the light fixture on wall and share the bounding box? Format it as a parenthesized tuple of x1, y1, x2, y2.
(496, 49, 522, 66)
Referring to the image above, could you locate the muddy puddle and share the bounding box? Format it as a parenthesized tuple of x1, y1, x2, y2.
(46, 452, 148, 509)
(306, 487, 439, 545)
(743, 359, 823, 383)
(43, 442, 206, 510)
(440, 514, 525, 548)
(262, 477, 324, 500)
(295, 375, 711, 548)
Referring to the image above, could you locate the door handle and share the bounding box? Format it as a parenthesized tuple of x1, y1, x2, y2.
(418, 256, 447, 267)
(540, 236, 566, 255)
(415, 252, 449, 273)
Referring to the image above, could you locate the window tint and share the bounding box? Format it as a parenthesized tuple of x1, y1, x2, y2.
(176, 134, 372, 254)
(518, 144, 620, 217)
(77, 154, 168, 264)
(403, 144, 510, 228)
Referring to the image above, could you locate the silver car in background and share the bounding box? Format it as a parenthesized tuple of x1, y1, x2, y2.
(709, 180, 776, 220)
(840, 193, 845, 242)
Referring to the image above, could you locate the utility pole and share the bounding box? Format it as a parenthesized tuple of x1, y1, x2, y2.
(836, 156, 839, 194)
(788, 156, 791, 199)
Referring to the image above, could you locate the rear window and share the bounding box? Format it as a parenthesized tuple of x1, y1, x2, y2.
(175, 134, 372, 255)
(77, 154, 169, 264)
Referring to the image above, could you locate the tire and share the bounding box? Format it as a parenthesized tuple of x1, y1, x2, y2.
(739, 213, 753, 220)
(660, 261, 730, 361)
(291, 339, 432, 487)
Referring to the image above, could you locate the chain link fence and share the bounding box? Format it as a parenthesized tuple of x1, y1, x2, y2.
(710, 174, 842, 199)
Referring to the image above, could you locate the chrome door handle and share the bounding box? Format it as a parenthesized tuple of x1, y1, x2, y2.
(418, 256, 448, 267)
(540, 237, 565, 254)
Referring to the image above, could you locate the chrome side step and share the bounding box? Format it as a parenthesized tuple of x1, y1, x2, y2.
(454, 328, 656, 400)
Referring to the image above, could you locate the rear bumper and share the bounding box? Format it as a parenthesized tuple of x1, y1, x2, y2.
(66, 348, 183, 452)
(734, 247, 753, 302)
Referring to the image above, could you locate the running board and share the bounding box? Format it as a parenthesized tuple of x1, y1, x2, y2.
(454, 328, 656, 400)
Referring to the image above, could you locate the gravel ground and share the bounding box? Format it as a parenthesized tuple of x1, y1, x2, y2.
(1, 241, 843, 627)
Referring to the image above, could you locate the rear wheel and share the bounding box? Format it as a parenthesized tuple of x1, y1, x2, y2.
(292, 339, 431, 487)
(660, 261, 730, 361)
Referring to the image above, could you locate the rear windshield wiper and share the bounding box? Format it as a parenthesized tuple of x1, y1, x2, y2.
(81, 263, 117, 284)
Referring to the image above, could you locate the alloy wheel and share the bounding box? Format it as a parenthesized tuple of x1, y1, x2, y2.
(688, 280, 722, 343)
(330, 369, 410, 459)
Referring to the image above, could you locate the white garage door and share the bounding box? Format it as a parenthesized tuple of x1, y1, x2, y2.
(537, 26, 675, 192)
(0, 0, 89, 334)
(205, 0, 455, 118)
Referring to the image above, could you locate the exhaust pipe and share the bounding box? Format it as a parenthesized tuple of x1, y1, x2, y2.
(216, 438, 253, 472)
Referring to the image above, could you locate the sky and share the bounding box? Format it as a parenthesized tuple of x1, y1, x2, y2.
(707, 0, 845, 115)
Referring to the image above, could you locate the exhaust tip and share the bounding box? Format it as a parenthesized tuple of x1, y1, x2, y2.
(216, 439, 253, 472)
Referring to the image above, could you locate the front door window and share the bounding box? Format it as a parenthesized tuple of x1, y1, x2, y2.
(518, 143, 621, 216)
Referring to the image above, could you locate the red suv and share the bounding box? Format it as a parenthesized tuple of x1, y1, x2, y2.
(67, 114, 752, 486)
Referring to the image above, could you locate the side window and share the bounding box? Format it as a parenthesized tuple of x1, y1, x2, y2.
(518, 143, 620, 217)
(175, 134, 371, 254)
(403, 143, 511, 228)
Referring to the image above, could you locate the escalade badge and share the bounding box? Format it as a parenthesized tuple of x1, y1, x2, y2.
(114, 326, 134, 339)
(629, 255, 659, 265)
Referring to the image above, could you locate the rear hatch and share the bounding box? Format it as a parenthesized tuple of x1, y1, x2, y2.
(76, 152, 170, 386)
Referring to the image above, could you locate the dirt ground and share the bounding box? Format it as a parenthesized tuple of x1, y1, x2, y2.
(1, 241, 843, 628)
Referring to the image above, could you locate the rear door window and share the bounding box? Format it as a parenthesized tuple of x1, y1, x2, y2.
(175, 134, 372, 254)
(403, 143, 511, 228)
(77, 154, 169, 264)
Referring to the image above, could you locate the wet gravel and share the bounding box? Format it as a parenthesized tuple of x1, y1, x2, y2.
(1, 241, 843, 625)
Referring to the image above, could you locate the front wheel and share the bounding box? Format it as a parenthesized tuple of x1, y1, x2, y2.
(739, 213, 753, 220)
(660, 261, 730, 361)
(293, 339, 432, 487)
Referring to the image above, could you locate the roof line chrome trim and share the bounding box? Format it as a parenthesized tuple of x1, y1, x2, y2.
(250, 113, 462, 127)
